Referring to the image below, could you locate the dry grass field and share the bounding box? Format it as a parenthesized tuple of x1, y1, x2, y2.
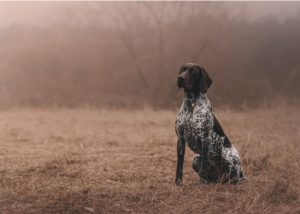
(0, 107, 299, 213)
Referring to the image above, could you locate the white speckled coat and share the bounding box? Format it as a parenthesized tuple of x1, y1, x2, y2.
(175, 93, 243, 183)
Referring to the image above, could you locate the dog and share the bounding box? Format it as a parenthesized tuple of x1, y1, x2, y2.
(175, 63, 244, 184)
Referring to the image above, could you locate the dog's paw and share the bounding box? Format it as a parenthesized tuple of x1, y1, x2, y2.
(199, 177, 209, 184)
(175, 179, 182, 186)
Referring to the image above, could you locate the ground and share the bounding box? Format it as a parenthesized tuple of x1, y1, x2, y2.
(0, 107, 299, 213)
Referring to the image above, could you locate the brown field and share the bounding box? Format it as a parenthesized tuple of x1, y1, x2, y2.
(0, 107, 299, 213)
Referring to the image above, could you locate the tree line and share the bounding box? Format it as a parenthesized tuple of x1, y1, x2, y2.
(0, 2, 299, 108)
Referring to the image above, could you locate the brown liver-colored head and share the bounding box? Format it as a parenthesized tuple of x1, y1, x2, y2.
(177, 63, 212, 94)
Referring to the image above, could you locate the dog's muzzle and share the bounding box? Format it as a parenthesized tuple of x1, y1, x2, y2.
(177, 76, 185, 88)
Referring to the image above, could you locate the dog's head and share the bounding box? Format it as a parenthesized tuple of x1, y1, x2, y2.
(177, 63, 212, 94)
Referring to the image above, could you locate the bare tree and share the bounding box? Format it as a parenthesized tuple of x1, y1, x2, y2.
(107, 3, 150, 89)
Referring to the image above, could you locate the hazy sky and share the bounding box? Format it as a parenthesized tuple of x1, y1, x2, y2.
(0, 2, 300, 29)
(0, 2, 76, 29)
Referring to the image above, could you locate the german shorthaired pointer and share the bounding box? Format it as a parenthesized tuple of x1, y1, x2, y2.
(175, 63, 244, 184)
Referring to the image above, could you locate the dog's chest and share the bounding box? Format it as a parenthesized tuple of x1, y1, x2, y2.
(176, 103, 213, 154)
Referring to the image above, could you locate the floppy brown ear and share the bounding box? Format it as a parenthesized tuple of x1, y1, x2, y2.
(179, 64, 186, 74)
(199, 67, 212, 93)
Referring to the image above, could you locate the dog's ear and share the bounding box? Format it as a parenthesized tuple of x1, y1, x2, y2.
(198, 67, 212, 93)
(179, 64, 186, 74)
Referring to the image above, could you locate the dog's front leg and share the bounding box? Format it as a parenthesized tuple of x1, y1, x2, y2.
(175, 137, 185, 185)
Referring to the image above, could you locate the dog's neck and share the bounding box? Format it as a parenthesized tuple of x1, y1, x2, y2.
(184, 91, 205, 100)
(183, 91, 207, 110)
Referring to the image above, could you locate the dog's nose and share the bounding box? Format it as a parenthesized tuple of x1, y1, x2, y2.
(177, 76, 184, 87)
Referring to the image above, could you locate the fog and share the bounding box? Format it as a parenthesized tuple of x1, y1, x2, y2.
(0, 2, 300, 108)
